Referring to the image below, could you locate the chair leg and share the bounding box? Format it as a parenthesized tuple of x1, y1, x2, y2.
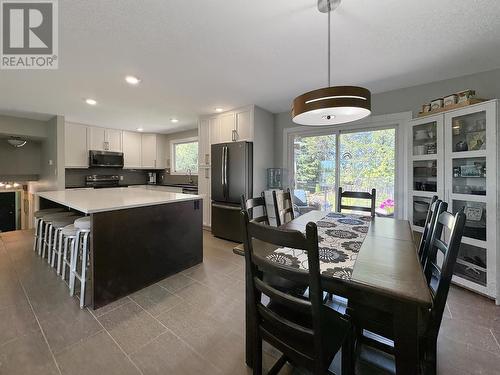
(341, 324, 355, 375)
(69, 231, 79, 296)
(38, 221, 45, 256)
(55, 230, 63, 273)
(33, 218, 40, 252)
(423, 336, 437, 375)
(267, 355, 287, 375)
(79, 232, 89, 309)
(61, 236, 70, 281)
(253, 331, 262, 375)
(47, 225, 54, 264)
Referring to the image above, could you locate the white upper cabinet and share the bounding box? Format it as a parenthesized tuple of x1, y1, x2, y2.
(219, 113, 235, 143)
(122, 131, 142, 168)
(209, 117, 220, 145)
(89, 127, 122, 152)
(141, 134, 158, 169)
(235, 108, 252, 141)
(89, 127, 106, 151)
(106, 129, 123, 152)
(198, 119, 210, 167)
(155, 135, 167, 169)
(65, 122, 89, 168)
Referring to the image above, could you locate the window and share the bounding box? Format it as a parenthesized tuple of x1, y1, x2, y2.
(285, 113, 409, 218)
(171, 137, 198, 174)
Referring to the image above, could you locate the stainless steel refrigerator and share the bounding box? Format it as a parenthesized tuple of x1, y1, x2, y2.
(211, 141, 253, 242)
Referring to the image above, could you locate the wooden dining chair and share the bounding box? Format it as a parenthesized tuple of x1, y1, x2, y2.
(272, 188, 295, 227)
(240, 210, 352, 375)
(241, 193, 269, 225)
(419, 204, 466, 374)
(337, 188, 376, 217)
(417, 196, 442, 267)
(350, 203, 466, 375)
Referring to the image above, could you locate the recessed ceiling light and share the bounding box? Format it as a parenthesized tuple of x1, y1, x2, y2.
(136, 127, 144, 132)
(125, 75, 141, 85)
(85, 98, 97, 106)
(215, 108, 224, 113)
(170, 118, 179, 123)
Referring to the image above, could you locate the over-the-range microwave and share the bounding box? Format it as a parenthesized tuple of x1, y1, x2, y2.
(88, 150, 124, 168)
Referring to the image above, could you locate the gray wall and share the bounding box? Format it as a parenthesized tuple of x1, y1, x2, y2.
(274, 68, 500, 167)
(0, 114, 48, 139)
(0, 140, 42, 178)
(37, 115, 65, 192)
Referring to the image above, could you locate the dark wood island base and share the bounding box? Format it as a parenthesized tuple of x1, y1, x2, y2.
(90, 199, 203, 309)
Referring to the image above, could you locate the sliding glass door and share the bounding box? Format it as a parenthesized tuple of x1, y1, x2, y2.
(290, 127, 396, 216)
(293, 133, 337, 212)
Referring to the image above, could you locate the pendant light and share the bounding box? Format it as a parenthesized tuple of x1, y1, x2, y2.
(292, 0, 371, 126)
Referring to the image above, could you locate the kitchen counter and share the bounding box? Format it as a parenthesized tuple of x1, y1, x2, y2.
(37, 187, 203, 309)
(37, 187, 201, 214)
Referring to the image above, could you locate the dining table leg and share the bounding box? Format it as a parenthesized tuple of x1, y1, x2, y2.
(245, 261, 254, 368)
(393, 303, 420, 375)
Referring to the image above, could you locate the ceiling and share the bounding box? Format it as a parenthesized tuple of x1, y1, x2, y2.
(0, 0, 499, 133)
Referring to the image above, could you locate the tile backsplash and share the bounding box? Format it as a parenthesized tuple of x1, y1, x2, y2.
(65, 168, 152, 187)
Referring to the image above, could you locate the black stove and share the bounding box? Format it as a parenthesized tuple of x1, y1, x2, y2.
(85, 175, 126, 189)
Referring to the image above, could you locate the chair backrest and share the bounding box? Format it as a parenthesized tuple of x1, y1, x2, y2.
(241, 193, 269, 225)
(272, 188, 295, 227)
(240, 210, 350, 371)
(417, 196, 441, 266)
(424, 204, 466, 336)
(337, 187, 376, 217)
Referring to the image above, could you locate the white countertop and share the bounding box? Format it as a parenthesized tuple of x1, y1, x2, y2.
(37, 187, 202, 214)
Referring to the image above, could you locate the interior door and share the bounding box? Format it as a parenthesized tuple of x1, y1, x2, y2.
(0, 192, 16, 232)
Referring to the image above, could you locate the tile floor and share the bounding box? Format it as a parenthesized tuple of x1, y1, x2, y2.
(0, 229, 499, 374)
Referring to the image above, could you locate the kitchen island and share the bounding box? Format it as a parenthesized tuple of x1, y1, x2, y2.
(37, 188, 203, 309)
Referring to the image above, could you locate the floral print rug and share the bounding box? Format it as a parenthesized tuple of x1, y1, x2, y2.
(265, 212, 372, 280)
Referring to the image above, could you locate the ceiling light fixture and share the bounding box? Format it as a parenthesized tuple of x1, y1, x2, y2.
(85, 98, 97, 106)
(7, 137, 27, 148)
(215, 108, 224, 113)
(170, 118, 179, 123)
(125, 75, 141, 85)
(292, 0, 371, 126)
(136, 127, 144, 132)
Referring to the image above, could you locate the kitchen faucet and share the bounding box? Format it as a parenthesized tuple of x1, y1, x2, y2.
(187, 169, 194, 185)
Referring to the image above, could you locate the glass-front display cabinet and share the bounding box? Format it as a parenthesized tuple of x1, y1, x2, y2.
(409, 100, 498, 302)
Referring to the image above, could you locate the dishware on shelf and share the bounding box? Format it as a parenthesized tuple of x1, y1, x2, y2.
(414, 129, 429, 140)
(455, 141, 468, 152)
(460, 164, 482, 177)
(414, 145, 427, 155)
(465, 206, 483, 222)
(414, 200, 429, 213)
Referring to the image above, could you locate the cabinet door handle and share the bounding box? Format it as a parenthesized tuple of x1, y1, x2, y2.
(205, 168, 209, 179)
(205, 153, 209, 165)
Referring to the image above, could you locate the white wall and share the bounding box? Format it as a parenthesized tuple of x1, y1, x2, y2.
(35, 115, 65, 192)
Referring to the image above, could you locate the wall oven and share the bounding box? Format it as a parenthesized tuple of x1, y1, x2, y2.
(89, 150, 124, 168)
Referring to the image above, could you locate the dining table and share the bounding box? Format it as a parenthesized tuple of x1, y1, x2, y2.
(240, 210, 432, 375)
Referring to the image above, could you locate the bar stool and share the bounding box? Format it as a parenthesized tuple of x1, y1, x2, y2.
(33, 208, 64, 252)
(60, 224, 78, 284)
(70, 217, 91, 309)
(41, 211, 78, 259)
(51, 215, 83, 273)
